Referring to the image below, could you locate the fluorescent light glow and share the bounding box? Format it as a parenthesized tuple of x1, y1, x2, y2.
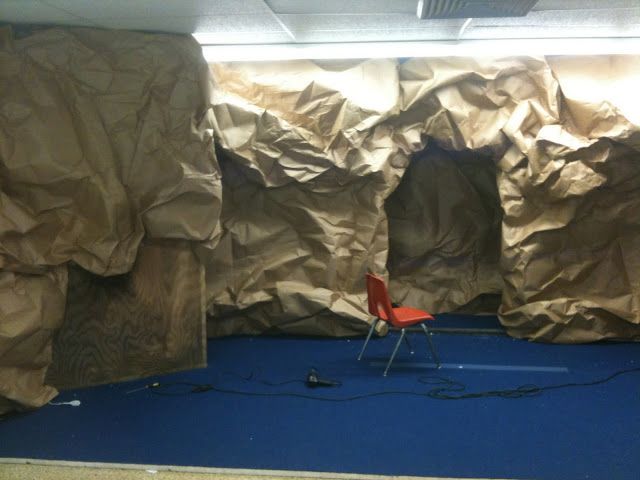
(198, 38, 640, 62)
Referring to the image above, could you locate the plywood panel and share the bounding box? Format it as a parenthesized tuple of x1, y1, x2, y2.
(46, 240, 205, 389)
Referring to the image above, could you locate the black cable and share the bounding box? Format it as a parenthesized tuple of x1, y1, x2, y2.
(255, 379, 307, 387)
(140, 366, 640, 401)
(144, 369, 313, 396)
(145, 382, 215, 396)
(418, 366, 640, 400)
(149, 383, 426, 401)
(220, 369, 308, 387)
(221, 366, 343, 387)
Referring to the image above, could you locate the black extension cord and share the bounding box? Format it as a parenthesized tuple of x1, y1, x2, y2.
(418, 366, 640, 399)
(131, 366, 640, 401)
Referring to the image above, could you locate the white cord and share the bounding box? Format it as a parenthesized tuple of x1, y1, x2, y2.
(49, 400, 81, 407)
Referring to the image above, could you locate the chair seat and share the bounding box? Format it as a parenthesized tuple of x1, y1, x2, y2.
(378, 306, 434, 326)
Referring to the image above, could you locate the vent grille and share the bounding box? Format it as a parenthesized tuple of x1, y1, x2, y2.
(417, 0, 538, 19)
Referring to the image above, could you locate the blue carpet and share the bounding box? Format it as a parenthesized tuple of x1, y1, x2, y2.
(1, 315, 639, 480)
(424, 313, 504, 331)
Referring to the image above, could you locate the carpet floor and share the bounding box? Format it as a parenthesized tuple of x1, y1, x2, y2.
(1, 315, 639, 480)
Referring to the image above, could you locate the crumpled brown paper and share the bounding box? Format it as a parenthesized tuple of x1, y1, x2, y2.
(498, 123, 640, 342)
(0, 267, 67, 414)
(210, 55, 640, 342)
(5, 30, 640, 414)
(207, 60, 407, 336)
(396, 56, 640, 342)
(386, 144, 502, 313)
(1, 26, 221, 412)
(1, 27, 222, 275)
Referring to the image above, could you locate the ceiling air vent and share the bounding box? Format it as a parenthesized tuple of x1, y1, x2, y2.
(417, 0, 538, 19)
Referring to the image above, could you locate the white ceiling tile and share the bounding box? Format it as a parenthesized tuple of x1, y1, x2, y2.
(192, 14, 285, 32)
(4, 0, 640, 45)
(466, 25, 640, 39)
(94, 16, 198, 33)
(46, 0, 270, 19)
(96, 14, 284, 36)
(534, 0, 640, 11)
(0, 0, 88, 24)
(276, 8, 640, 43)
(277, 13, 462, 41)
(475, 8, 640, 27)
(279, 13, 461, 32)
(267, 0, 417, 15)
(291, 27, 463, 43)
(193, 31, 293, 44)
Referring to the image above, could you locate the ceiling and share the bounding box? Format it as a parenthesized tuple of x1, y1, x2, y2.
(1, 0, 639, 45)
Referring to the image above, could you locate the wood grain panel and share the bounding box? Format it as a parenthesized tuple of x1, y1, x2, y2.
(46, 240, 205, 389)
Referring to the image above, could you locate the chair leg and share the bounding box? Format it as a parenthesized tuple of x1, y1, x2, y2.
(420, 323, 441, 368)
(383, 328, 405, 376)
(403, 331, 414, 354)
(358, 318, 379, 361)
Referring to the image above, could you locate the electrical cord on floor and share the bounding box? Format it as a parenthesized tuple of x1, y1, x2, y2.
(148, 383, 428, 401)
(219, 369, 308, 387)
(131, 366, 640, 401)
(146, 368, 342, 397)
(418, 366, 640, 400)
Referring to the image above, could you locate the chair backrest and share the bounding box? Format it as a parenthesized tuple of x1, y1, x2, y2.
(365, 273, 396, 323)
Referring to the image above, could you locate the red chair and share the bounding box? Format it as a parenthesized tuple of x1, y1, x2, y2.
(359, 273, 440, 375)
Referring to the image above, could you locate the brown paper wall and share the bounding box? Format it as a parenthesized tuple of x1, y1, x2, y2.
(210, 56, 640, 343)
(1, 27, 222, 275)
(386, 144, 502, 314)
(1, 26, 220, 412)
(204, 142, 393, 337)
(4, 25, 640, 412)
(206, 60, 407, 336)
(0, 268, 67, 414)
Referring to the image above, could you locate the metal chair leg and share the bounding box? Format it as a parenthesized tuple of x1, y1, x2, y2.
(383, 328, 405, 376)
(358, 318, 379, 361)
(420, 323, 441, 368)
(403, 331, 414, 354)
